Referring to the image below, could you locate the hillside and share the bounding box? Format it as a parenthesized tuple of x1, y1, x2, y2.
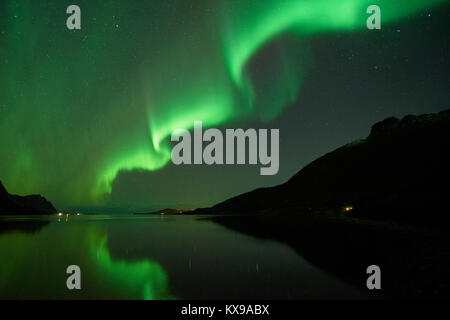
(0, 181, 57, 215)
(198, 109, 450, 225)
(199, 109, 450, 298)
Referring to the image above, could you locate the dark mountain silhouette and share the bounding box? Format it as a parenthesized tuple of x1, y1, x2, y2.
(135, 208, 184, 215)
(196, 109, 450, 225)
(196, 109, 450, 298)
(0, 181, 57, 215)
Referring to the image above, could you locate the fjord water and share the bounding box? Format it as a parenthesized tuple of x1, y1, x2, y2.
(0, 214, 366, 299)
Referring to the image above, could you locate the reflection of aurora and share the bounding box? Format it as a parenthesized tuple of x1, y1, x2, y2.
(90, 231, 172, 300)
(0, 223, 171, 299)
(0, 0, 447, 207)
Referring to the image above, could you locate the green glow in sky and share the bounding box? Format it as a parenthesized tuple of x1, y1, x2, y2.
(0, 0, 446, 208)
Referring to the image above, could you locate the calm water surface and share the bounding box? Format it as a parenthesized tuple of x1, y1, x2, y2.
(0, 214, 367, 299)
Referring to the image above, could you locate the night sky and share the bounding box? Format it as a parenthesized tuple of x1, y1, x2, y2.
(0, 0, 448, 212)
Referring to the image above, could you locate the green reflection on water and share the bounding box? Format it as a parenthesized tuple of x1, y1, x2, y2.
(0, 217, 172, 300)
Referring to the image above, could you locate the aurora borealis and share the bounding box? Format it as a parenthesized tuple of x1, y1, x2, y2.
(0, 1, 448, 211)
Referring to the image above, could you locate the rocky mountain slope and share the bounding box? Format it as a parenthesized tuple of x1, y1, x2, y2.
(196, 109, 450, 225)
(0, 181, 57, 215)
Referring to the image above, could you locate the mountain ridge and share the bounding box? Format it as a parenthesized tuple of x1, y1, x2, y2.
(0, 181, 57, 215)
(192, 109, 450, 224)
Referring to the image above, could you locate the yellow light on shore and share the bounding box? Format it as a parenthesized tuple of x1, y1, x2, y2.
(344, 206, 353, 212)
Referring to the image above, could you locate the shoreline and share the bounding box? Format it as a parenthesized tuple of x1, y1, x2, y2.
(209, 212, 450, 299)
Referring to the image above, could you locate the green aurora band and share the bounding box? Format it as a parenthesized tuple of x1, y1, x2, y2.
(0, 0, 446, 208)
